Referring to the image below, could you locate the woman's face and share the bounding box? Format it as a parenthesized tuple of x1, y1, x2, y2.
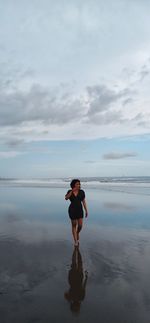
(74, 181, 81, 189)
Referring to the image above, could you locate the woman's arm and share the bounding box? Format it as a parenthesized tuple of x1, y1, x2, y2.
(65, 190, 74, 200)
(82, 199, 88, 217)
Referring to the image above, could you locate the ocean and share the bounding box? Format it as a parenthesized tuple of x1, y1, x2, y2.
(0, 177, 150, 322)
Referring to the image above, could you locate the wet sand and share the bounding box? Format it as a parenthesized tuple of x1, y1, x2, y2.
(0, 186, 150, 323)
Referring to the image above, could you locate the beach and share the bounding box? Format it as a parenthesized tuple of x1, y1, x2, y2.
(0, 180, 150, 323)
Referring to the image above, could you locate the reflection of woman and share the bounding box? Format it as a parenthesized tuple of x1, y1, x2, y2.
(65, 179, 88, 247)
(64, 248, 88, 314)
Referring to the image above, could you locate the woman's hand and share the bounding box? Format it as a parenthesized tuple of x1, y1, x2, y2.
(65, 188, 77, 200)
(72, 187, 77, 193)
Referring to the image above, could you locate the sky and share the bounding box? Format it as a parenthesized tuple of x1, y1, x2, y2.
(0, 0, 150, 178)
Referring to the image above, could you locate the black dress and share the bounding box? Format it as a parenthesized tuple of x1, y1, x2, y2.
(66, 189, 85, 220)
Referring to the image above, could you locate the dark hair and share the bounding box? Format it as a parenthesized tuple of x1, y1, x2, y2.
(70, 179, 80, 189)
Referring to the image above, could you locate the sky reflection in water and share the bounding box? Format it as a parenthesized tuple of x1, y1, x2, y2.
(0, 186, 150, 323)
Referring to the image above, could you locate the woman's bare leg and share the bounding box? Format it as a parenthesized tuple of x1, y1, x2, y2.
(71, 220, 78, 243)
(77, 218, 83, 241)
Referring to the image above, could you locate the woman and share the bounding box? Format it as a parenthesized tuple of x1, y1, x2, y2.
(65, 179, 88, 247)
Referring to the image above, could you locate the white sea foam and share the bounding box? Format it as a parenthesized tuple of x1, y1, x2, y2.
(1, 177, 150, 194)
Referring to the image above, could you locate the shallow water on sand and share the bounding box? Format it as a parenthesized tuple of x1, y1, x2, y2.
(1, 185, 150, 323)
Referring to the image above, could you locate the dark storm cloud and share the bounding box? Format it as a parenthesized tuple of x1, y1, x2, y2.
(103, 152, 137, 160)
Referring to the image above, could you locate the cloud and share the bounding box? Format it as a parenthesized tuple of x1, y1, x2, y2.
(0, 81, 133, 128)
(86, 85, 132, 117)
(85, 110, 127, 125)
(122, 98, 133, 106)
(0, 83, 84, 127)
(122, 57, 150, 87)
(138, 63, 150, 82)
(103, 152, 138, 160)
(5, 139, 25, 147)
(0, 151, 25, 158)
(0, 57, 150, 143)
